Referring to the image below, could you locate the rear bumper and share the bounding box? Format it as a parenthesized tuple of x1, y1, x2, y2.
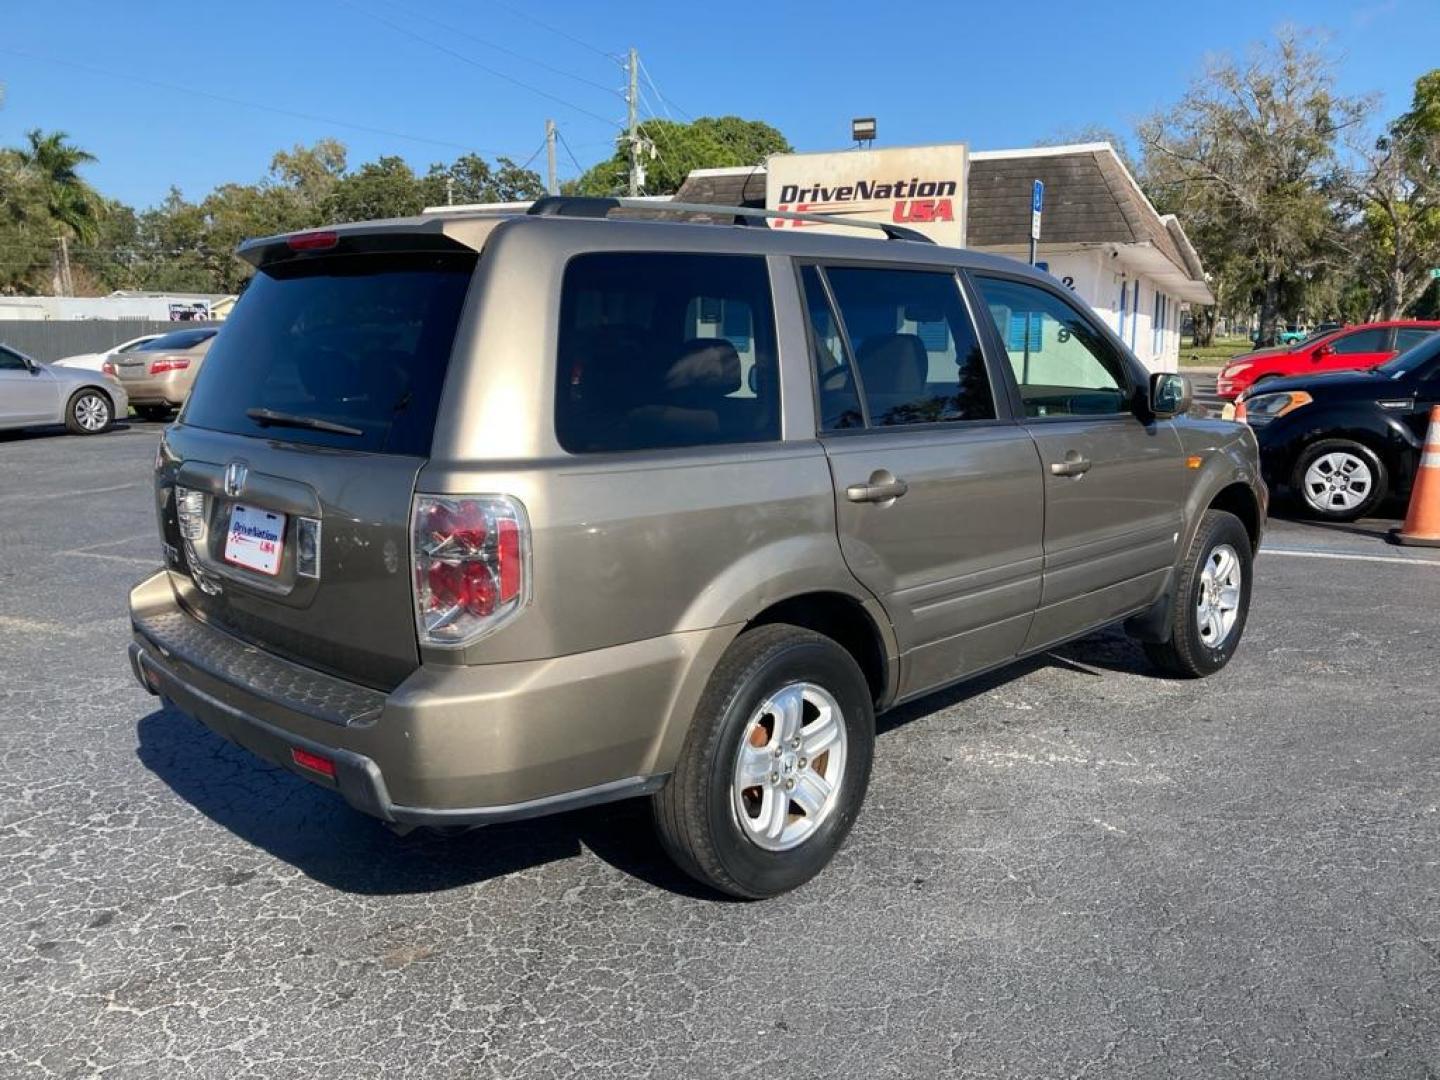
(116, 371, 189, 406)
(127, 570, 723, 826)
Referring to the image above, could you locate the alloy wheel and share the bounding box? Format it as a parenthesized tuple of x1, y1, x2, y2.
(1195, 543, 1242, 648)
(731, 682, 848, 852)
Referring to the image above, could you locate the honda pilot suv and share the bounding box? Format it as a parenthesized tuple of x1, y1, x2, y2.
(128, 198, 1266, 898)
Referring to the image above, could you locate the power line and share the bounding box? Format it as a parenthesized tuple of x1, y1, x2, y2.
(394, 4, 622, 99)
(555, 128, 588, 177)
(0, 47, 508, 157)
(491, 3, 619, 61)
(340, 2, 623, 130)
(638, 56, 693, 122)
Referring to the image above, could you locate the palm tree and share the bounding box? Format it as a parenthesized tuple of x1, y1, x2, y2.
(17, 128, 104, 244)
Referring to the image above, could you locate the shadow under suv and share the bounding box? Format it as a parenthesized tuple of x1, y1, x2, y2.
(128, 198, 1266, 898)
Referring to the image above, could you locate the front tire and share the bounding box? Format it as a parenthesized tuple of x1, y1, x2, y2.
(64, 389, 113, 435)
(653, 624, 875, 899)
(1291, 438, 1387, 521)
(1143, 509, 1253, 678)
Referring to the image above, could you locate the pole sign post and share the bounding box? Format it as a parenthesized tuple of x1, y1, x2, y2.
(1029, 179, 1044, 265)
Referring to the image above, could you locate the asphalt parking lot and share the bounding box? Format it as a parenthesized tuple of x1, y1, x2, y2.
(2, 418, 1438, 1079)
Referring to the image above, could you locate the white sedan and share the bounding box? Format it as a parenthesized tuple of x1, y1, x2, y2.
(52, 333, 162, 372)
(0, 343, 129, 435)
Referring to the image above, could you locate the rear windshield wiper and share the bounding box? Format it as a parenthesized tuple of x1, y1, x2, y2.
(245, 407, 362, 437)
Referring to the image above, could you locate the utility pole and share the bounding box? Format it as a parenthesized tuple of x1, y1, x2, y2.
(545, 118, 558, 196)
(56, 235, 73, 297)
(626, 47, 640, 196)
(445, 175, 455, 206)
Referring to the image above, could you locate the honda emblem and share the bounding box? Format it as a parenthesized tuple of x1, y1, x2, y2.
(224, 461, 248, 498)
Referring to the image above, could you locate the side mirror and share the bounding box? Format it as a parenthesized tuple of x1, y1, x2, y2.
(1314, 343, 1334, 359)
(1149, 372, 1191, 418)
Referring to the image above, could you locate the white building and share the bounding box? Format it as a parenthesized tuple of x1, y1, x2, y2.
(0, 290, 234, 322)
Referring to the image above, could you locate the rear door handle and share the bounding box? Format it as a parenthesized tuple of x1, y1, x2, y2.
(1049, 452, 1092, 478)
(846, 471, 909, 504)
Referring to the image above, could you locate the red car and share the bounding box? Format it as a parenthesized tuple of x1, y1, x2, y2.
(1215, 320, 1440, 400)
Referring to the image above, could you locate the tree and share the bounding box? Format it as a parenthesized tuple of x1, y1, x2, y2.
(329, 156, 425, 222)
(0, 150, 53, 293)
(1140, 31, 1368, 345)
(1350, 70, 1440, 318)
(419, 153, 545, 208)
(16, 129, 105, 244)
(575, 116, 790, 196)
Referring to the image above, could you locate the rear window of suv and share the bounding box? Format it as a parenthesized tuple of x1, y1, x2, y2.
(182, 251, 476, 455)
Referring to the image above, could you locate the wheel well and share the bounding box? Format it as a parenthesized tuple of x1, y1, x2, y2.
(69, 384, 114, 410)
(1208, 482, 1262, 549)
(746, 592, 888, 706)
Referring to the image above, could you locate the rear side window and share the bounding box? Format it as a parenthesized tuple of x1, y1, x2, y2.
(556, 252, 779, 453)
(1394, 328, 1435, 353)
(182, 251, 476, 455)
(822, 266, 995, 427)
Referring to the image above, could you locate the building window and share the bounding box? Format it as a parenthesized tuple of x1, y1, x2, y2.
(1130, 280, 1141, 351)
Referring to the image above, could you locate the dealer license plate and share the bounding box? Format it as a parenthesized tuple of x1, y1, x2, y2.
(224, 504, 286, 576)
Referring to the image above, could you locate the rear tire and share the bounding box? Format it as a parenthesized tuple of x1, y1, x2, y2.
(1143, 509, 1253, 678)
(64, 389, 113, 435)
(135, 405, 172, 423)
(1290, 438, 1387, 522)
(653, 624, 874, 899)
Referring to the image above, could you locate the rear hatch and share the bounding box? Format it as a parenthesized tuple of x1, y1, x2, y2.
(158, 240, 478, 690)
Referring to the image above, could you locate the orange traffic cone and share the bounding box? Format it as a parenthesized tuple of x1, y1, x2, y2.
(1390, 404, 1440, 548)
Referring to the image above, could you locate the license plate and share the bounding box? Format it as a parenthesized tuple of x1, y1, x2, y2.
(224, 504, 286, 576)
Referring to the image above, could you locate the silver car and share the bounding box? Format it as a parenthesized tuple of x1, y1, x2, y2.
(0, 343, 128, 435)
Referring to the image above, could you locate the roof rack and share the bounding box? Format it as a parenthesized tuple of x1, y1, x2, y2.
(525, 196, 936, 244)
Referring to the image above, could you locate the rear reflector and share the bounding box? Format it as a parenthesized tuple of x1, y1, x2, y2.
(287, 230, 339, 251)
(291, 747, 337, 778)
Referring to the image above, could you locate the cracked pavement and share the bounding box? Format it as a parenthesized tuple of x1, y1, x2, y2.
(1, 420, 1438, 1078)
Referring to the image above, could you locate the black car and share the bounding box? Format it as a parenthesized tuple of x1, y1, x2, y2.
(1241, 333, 1440, 521)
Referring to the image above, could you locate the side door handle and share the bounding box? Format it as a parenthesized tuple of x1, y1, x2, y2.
(846, 470, 909, 504)
(1049, 451, 1092, 478)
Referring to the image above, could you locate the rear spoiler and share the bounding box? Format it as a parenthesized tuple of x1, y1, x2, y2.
(237, 216, 475, 269)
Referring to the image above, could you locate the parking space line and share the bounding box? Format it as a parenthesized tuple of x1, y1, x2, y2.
(61, 550, 158, 568)
(1263, 546, 1440, 568)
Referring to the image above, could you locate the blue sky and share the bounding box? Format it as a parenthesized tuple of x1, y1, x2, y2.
(2, 0, 1436, 209)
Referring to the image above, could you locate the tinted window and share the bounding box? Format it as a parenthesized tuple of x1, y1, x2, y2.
(182, 251, 476, 455)
(801, 267, 864, 431)
(974, 276, 1129, 417)
(822, 266, 994, 427)
(1332, 328, 1387, 354)
(1379, 332, 1440, 378)
(0, 347, 27, 371)
(139, 329, 217, 351)
(556, 253, 779, 453)
(1394, 328, 1436, 353)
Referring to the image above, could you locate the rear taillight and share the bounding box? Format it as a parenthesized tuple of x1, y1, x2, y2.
(412, 495, 530, 647)
(101, 360, 116, 377)
(148, 357, 191, 375)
